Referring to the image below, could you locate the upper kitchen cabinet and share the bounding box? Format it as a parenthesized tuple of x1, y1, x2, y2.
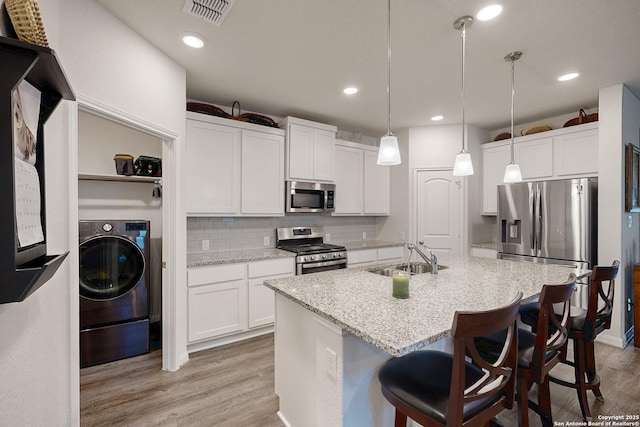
(186, 112, 285, 216)
(333, 140, 390, 216)
(279, 116, 337, 182)
(481, 122, 599, 215)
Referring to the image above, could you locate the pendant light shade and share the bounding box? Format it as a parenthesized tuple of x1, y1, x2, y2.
(452, 16, 474, 176)
(377, 0, 401, 165)
(503, 51, 523, 183)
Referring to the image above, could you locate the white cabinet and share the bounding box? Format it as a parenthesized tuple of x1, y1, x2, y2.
(481, 123, 599, 215)
(188, 264, 247, 342)
(334, 144, 363, 214)
(470, 247, 498, 258)
(514, 137, 553, 180)
(248, 258, 295, 328)
(280, 116, 337, 182)
(333, 140, 390, 216)
(553, 128, 598, 176)
(241, 130, 284, 215)
(188, 257, 294, 351)
(347, 245, 404, 267)
(482, 142, 511, 215)
(186, 112, 285, 216)
(186, 119, 241, 215)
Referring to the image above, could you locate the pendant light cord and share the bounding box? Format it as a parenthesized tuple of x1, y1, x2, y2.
(510, 59, 515, 163)
(386, 0, 392, 136)
(461, 23, 466, 153)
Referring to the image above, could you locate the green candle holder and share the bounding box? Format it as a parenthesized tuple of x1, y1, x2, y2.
(392, 271, 410, 299)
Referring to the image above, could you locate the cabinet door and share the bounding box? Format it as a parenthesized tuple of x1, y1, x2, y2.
(188, 280, 247, 342)
(553, 129, 598, 176)
(241, 130, 284, 215)
(363, 150, 390, 215)
(247, 259, 294, 329)
(334, 145, 363, 214)
(288, 124, 314, 180)
(313, 128, 335, 181)
(377, 246, 404, 262)
(482, 144, 512, 215)
(186, 120, 240, 215)
(514, 137, 553, 180)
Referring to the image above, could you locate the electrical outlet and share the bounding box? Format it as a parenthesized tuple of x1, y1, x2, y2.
(264, 236, 270, 246)
(362, 231, 367, 240)
(202, 239, 210, 251)
(326, 233, 331, 242)
(400, 232, 405, 242)
(629, 215, 633, 228)
(326, 347, 337, 379)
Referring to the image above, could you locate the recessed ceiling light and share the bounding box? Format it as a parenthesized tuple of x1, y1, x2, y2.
(558, 72, 580, 82)
(343, 87, 358, 95)
(182, 33, 206, 48)
(431, 115, 444, 121)
(476, 4, 503, 21)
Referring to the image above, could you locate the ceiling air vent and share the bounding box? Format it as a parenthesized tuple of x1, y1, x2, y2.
(182, 0, 236, 26)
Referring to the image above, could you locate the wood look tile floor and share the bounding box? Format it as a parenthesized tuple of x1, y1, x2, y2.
(81, 334, 640, 427)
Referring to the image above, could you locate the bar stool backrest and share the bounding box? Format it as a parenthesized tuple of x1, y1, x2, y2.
(448, 292, 522, 424)
(585, 260, 620, 340)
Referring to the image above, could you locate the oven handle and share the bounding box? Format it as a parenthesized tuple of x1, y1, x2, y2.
(301, 259, 347, 269)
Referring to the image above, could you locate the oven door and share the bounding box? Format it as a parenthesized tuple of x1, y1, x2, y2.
(298, 259, 347, 275)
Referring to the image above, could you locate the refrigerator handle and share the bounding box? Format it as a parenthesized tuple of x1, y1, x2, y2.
(536, 185, 543, 254)
(530, 186, 536, 250)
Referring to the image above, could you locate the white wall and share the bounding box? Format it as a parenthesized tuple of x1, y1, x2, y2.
(597, 84, 638, 346)
(0, 0, 186, 425)
(0, 0, 75, 425)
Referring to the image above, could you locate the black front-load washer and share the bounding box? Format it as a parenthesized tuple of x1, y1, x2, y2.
(79, 220, 150, 367)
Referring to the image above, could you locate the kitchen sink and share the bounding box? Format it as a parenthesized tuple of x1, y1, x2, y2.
(366, 262, 448, 276)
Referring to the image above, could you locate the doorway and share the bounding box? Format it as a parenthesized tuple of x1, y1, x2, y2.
(415, 169, 463, 255)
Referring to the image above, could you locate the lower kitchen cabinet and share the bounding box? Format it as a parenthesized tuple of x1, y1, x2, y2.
(188, 257, 294, 352)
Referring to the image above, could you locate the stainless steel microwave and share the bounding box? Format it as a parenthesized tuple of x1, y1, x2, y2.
(285, 181, 335, 213)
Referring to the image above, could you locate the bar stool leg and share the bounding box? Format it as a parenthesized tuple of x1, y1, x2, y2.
(517, 377, 530, 427)
(573, 339, 593, 421)
(538, 376, 553, 427)
(584, 340, 604, 401)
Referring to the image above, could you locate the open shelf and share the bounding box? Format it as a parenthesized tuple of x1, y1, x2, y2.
(78, 173, 160, 183)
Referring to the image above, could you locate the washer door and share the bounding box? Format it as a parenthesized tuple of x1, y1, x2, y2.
(79, 235, 145, 300)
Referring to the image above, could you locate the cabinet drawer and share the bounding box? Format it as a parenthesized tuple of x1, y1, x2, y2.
(347, 249, 377, 265)
(188, 264, 246, 287)
(248, 258, 295, 278)
(377, 246, 404, 261)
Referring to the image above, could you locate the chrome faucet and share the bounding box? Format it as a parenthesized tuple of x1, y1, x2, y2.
(406, 241, 438, 275)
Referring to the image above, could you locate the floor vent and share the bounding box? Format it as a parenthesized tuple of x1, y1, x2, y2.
(183, 0, 236, 26)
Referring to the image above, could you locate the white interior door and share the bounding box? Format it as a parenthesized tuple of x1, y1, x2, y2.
(416, 170, 462, 255)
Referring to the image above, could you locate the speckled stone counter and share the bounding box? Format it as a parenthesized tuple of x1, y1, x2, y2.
(470, 242, 498, 250)
(340, 240, 404, 251)
(264, 255, 589, 357)
(187, 248, 294, 268)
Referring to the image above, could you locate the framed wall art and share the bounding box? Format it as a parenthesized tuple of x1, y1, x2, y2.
(625, 143, 640, 212)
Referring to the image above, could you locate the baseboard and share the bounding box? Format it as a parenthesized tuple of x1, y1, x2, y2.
(187, 325, 274, 354)
(595, 332, 625, 348)
(276, 411, 292, 427)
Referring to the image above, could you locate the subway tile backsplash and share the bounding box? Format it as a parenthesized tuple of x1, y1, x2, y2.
(187, 215, 378, 254)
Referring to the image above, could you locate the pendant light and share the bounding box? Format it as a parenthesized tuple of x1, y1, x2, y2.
(377, 0, 401, 165)
(452, 16, 474, 176)
(503, 51, 523, 183)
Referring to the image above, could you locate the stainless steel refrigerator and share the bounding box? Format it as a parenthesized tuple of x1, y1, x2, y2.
(497, 178, 597, 308)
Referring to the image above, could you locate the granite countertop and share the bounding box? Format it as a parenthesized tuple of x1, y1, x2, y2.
(264, 255, 590, 357)
(470, 242, 498, 250)
(339, 240, 404, 251)
(187, 248, 294, 268)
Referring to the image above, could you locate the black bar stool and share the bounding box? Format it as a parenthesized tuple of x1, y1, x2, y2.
(378, 293, 522, 427)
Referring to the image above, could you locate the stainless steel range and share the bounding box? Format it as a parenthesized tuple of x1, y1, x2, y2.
(276, 226, 347, 275)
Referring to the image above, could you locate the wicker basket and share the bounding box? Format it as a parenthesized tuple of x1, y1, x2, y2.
(563, 109, 598, 128)
(5, 0, 49, 47)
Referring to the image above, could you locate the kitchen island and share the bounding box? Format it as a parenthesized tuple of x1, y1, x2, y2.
(263, 255, 589, 427)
